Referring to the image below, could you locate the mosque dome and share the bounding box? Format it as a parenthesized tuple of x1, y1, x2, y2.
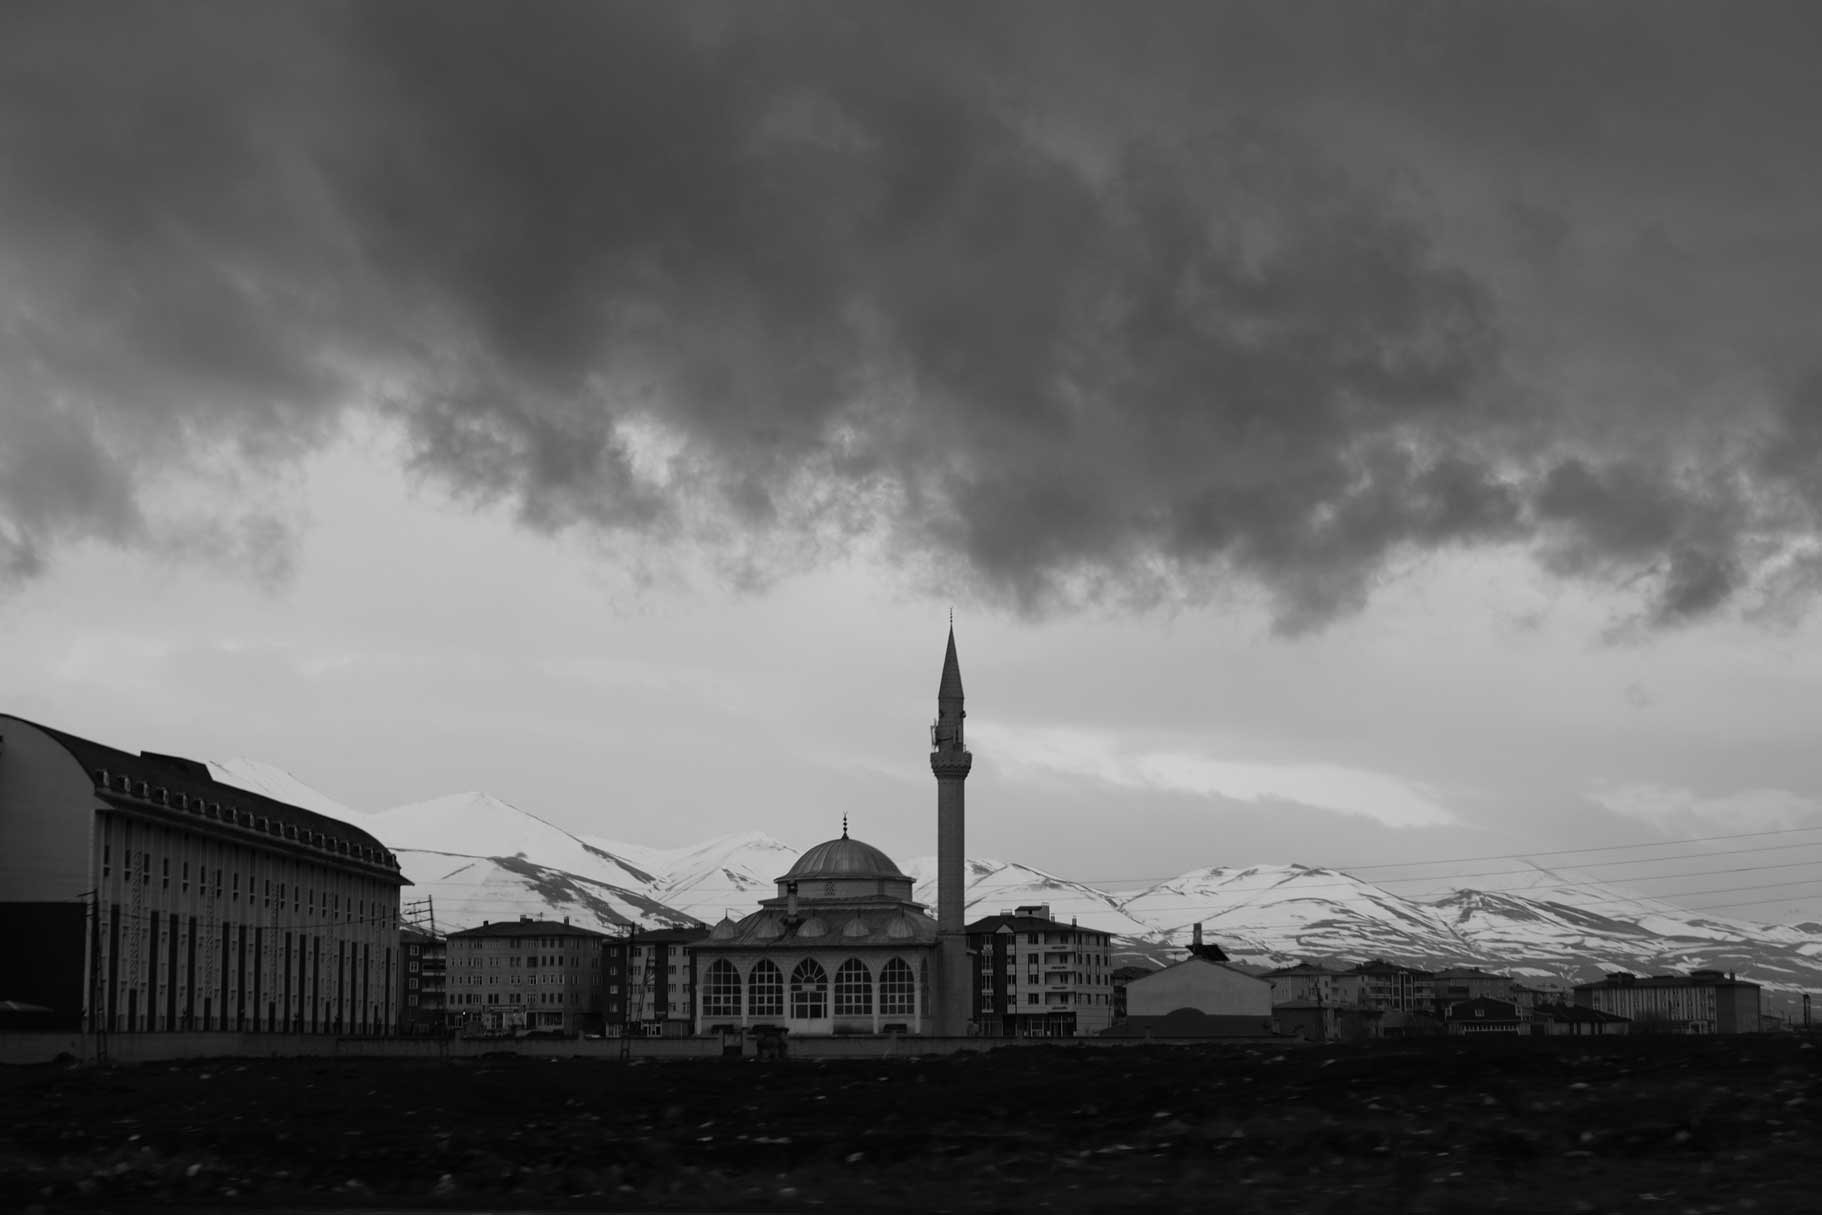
(781, 834, 905, 881)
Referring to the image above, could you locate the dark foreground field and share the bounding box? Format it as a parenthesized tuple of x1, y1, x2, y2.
(3, 1036, 1818, 1213)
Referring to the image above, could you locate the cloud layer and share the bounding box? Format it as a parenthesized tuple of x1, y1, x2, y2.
(6, 1, 1822, 630)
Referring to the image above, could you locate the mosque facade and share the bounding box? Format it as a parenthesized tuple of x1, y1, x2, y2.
(690, 627, 972, 1037)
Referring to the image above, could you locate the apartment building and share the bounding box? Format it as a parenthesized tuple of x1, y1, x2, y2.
(1351, 959, 1435, 1012)
(1262, 961, 1367, 1007)
(968, 904, 1114, 1037)
(445, 917, 606, 1036)
(1431, 966, 1516, 1007)
(398, 927, 447, 1034)
(0, 714, 407, 1034)
(604, 926, 708, 1037)
(1573, 970, 1761, 1034)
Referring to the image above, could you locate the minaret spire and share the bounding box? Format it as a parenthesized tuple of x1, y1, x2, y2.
(938, 622, 965, 705)
(930, 621, 973, 1035)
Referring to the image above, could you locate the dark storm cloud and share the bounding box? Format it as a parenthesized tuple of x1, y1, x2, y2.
(5, 0, 1822, 630)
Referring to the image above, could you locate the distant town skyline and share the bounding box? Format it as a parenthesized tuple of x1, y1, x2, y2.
(4, 3, 1821, 921)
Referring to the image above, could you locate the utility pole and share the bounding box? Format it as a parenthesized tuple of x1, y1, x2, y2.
(618, 921, 638, 1062)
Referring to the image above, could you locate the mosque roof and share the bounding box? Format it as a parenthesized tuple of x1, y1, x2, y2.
(705, 906, 939, 949)
(781, 834, 906, 881)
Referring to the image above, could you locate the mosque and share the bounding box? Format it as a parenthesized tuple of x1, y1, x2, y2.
(691, 627, 975, 1036)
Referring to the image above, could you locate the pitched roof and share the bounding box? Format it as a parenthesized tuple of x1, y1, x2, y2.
(1573, 971, 1760, 991)
(5, 712, 403, 880)
(965, 912, 1111, 939)
(1128, 955, 1270, 986)
(938, 626, 964, 700)
(1444, 997, 1520, 1020)
(450, 919, 609, 940)
(1537, 1002, 1630, 1024)
(618, 926, 712, 946)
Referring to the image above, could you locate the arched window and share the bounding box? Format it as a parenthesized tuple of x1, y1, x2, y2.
(749, 960, 784, 1018)
(834, 958, 872, 1016)
(789, 958, 828, 1019)
(880, 957, 916, 1016)
(703, 959, 741, 1019)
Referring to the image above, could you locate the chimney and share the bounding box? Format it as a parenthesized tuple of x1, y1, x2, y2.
(786, 880, 799, 922)
(1193, 923, 1203, 948)
(563, 916, 569, 926)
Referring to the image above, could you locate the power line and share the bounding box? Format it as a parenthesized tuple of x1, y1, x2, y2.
(910, 822, 1822, 892)
(923, 836, 1822, 900)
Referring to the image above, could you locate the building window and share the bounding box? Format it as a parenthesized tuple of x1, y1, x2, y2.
(181, 861, 189, 893)
(789, 959, 828, 1020)
(162, 857, 170, 890)
(703, 959, 741, 1018)
(749, 960, 785, 1019)
(834, 958, 873, 1016)
(879, 957, 916, 1017)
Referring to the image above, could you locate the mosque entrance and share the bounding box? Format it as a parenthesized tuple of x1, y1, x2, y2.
(787, 959, 832, 1034)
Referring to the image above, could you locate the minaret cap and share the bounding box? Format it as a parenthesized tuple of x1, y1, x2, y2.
(938, 624, 964, 700)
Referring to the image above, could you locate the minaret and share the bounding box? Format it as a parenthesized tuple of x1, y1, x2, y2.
(930, 623, 972, 1034)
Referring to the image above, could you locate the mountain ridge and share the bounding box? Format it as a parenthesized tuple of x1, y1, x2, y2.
(204, 760, 1820, 994)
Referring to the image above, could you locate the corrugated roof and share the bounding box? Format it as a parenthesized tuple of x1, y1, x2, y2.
(4, 712, 402, 877)
(450, 919, 610, 940)
(964, 913, 1112, 938)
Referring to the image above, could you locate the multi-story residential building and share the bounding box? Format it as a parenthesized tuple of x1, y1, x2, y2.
(1430, 967, 1515, 1009)
(1352, 959, 1434, 1012)
(1573, 970, 1761, 1034)
(445, 917, 606, 1036)
(969, 905, 1114, 1037)
(398, 927, 447, 1035)
(605, 926, 708, 1037)
(0, 714, 407, 1034)
(1110, 965, 1154, 1022)
(1261, 961, 1370, 1007)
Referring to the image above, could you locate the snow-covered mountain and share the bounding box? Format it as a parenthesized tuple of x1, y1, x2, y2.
(1112, 863, 1822, 993)
(206, 758, 363, 820)
(582, 830, 800, 923)
(902, 856, 1161, 940)
(203, 759, 1821, 994)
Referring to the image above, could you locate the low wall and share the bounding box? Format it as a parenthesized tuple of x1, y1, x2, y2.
(0, 1031, 1285, 1067)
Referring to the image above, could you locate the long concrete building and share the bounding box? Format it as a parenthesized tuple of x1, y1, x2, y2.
(0, 714, 408, 1034)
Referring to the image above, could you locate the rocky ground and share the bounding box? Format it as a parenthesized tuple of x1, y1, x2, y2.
(2, 1035, 1818, 1213)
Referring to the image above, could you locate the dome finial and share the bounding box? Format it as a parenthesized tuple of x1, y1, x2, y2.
(842, 812, 849, 838)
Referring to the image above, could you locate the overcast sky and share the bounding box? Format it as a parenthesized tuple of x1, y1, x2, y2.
(5, 1, 1822, 921)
